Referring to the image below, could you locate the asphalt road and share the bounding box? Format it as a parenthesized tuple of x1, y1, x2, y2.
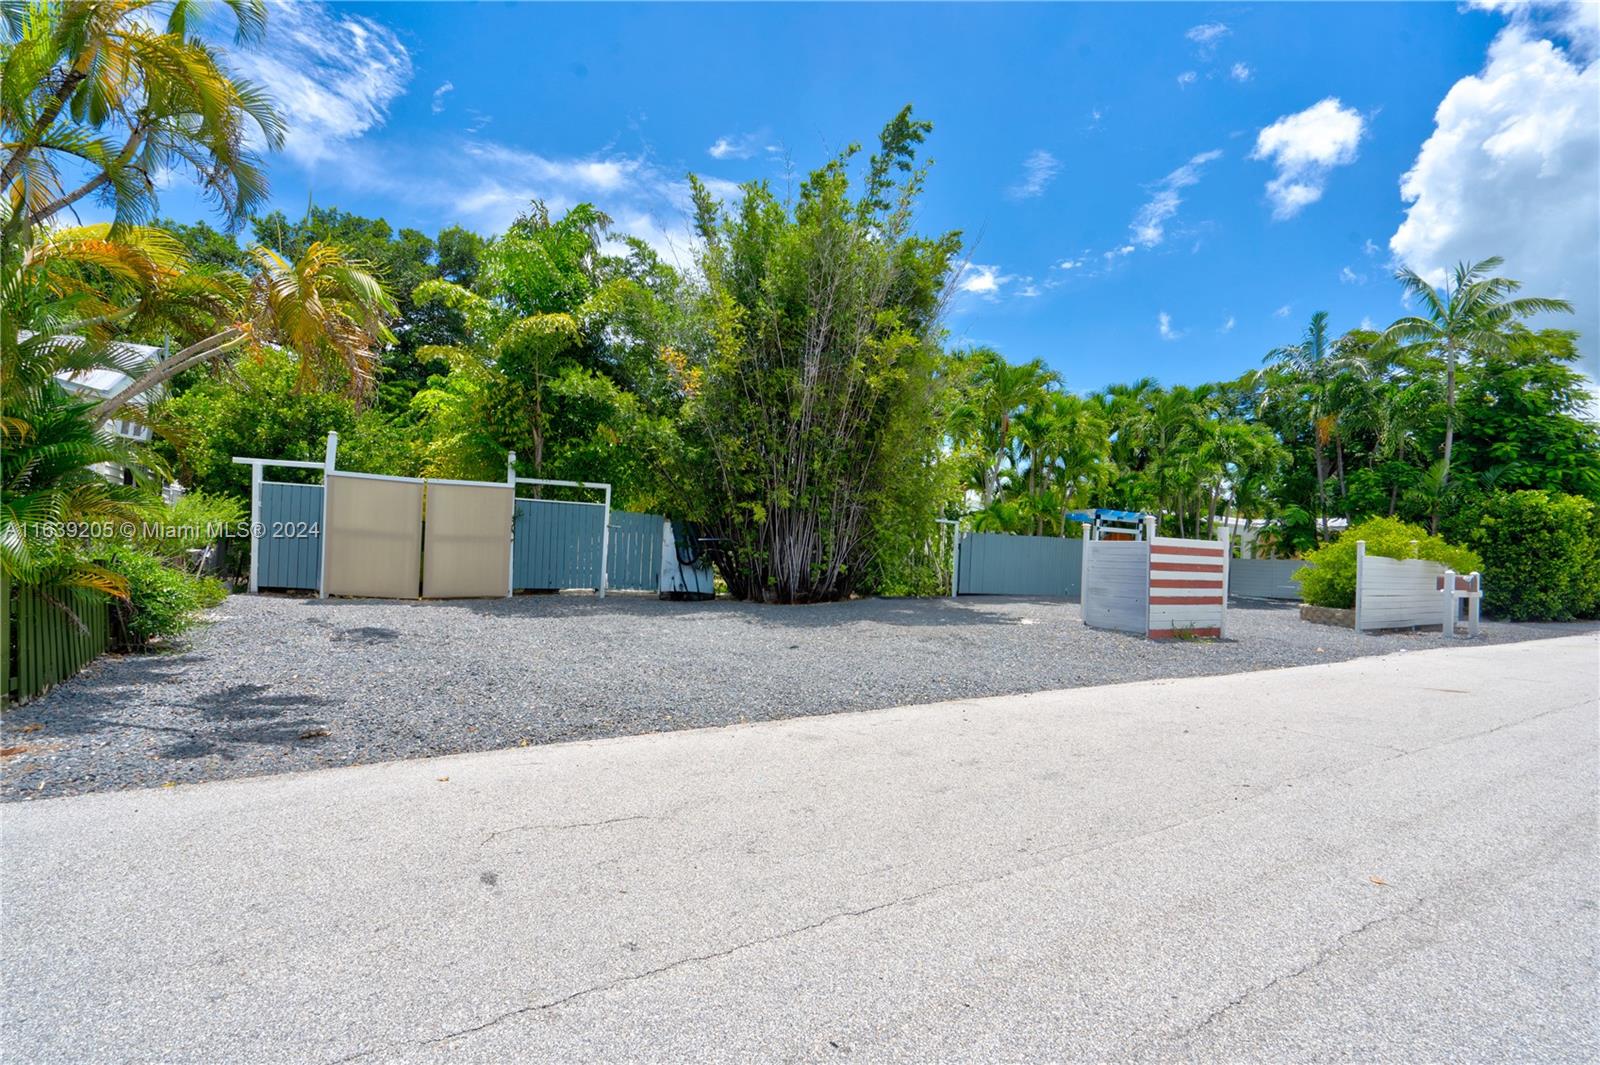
(3, 634, 1597, 1063)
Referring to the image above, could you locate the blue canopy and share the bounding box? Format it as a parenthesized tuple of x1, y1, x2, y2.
(1065, 508, 1147, 525)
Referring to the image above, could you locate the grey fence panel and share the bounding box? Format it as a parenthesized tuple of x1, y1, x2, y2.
(958, 532, 1084, 597)
(258, 481, 323, 591)
(513, 499, 604, 591)
(1229, 559, 1309, 600)
(608, 512, 664, 592)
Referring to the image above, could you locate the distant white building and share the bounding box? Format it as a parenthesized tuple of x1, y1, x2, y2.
(50, 337, 164, 484)
(1217, 513, 1348, 559)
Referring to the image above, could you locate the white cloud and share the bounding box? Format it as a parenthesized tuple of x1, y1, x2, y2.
(1056, 257, 1086, 271)
(1008, 149, 1061, 199)
(314, 137, 709, 269)
(1130, 149, 1223, 247)
(1220, 315, 1236, 333)
(1230, 62, 1253, 82)
(219, 1, 412, 166)
(956, 263, 1016, 299)
(1274, 304, 1292, 318)
(707, 133, 761, 160)
(1390, 17, 1598, 370)
(1186, 22, 1230, 56)
(695, 176, 746, 203)
(1158, 311, 1184, 340)
(1465, 0, 1599, 57)
(1251, 97, 1366, 219)
(431, 81, 454, 114)
(1103, 244, 1136, 260)
(1340, 266, 1368, 284)
(1177, 70, 1198, 88)
(1363, 237, 1381, 256)
(1360, 316, 1377, 331)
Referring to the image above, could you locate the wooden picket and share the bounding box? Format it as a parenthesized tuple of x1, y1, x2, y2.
(1, 573, 110, 706)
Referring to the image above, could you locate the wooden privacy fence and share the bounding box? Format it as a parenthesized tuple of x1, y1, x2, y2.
(1354, 541, 1482, 636)
(238, 433, 667, 600)
(956, 532, 1083, 597)
(1081, 527, 1231, 639)
(1, 575, 110, 706)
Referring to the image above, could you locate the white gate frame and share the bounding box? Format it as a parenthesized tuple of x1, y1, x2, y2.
(236, 431, 525, 600)
(231, 446, 331, 596)
(512, 475, 613, 598)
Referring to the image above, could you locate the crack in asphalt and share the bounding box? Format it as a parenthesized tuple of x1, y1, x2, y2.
(1149, 897, 1432, 1052)
(478, 815, 654, 846)
(419, 885, 953, 1047)
(322, 688, 1598, 1062)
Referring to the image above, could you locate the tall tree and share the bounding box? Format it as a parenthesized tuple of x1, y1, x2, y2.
(1380, 257, 1573, 510)
(1264, 311, 1338, 538)
(685, 106, 962, 602)
(1, 0, 281, 239)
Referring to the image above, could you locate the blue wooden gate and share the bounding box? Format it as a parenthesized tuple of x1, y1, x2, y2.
(957, 531, 1083, 597)
(607, 512, 664, 592)
(513, 499, 604, 591)
(257, 482, 323, 591)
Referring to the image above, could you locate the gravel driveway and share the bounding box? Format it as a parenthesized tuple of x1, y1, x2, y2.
(4, 593, 1594, 801)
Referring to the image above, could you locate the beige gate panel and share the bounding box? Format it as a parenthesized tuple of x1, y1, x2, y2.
(323, 473, 424, 599)
(423, 481, 514, 598)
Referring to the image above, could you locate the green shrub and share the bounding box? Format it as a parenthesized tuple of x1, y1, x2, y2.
(91, 546, 228, 651)
(133, 490, 248, 561)
(1294, 517, 1482, 609)
(1458, 490, 1600, 621)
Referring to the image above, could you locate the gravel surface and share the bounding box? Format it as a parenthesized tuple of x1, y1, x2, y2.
(4, 593, 1595, 801)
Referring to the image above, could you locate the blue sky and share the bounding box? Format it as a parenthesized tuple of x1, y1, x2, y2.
(156, 1, 1598, 391)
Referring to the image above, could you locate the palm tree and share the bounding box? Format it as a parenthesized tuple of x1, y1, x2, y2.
(1, 0, 282, 239)
(952, 349, 1059, 504)
(91, 241, 398, 422)
(1381, 257, 1573, 503)
(1, 383, 138, 594)
(3, 223, 397, 424)
(1264, 311, 1338, 538)
(1042, 392, 1110, 531)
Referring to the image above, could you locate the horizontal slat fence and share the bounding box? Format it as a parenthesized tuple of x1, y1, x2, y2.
(1355, 544, 1447, 632)
(1080, 539, 1149, 634)
(2, 576, 110, 706)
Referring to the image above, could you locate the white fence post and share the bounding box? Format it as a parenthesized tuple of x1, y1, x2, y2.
(505, 451, 516, 599)
(317, 431, 338, 599)
(951, 521, 960, 598)
(1218, 524, 1231, 639)
(1079, 521, 1092, 618)
(598, 484, 611, 599)
(247, 461, 262, 594)
(1353, 540, 1366, 633)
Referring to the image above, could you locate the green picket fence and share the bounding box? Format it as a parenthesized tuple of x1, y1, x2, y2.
(1, 575, 110, 707)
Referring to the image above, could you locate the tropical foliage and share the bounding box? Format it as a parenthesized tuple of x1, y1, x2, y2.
(4, 3, 1597, 623)
(1446, 490, 1600, 622)
(1293, 517, 1482, 611)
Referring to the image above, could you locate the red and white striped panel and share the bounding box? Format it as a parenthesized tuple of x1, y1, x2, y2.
(1147, 536, 1226, 638)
